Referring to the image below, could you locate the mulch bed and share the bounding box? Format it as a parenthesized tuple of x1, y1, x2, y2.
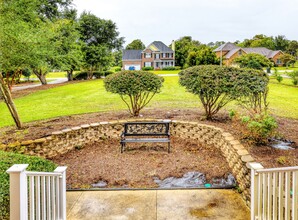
(51, 137, 231, 189)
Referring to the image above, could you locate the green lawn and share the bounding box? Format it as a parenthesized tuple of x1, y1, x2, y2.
(0, 76, 297, 127)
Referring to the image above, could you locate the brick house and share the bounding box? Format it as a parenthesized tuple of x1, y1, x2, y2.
(122, 41, 175, 70)
(213, 42, 284, 66)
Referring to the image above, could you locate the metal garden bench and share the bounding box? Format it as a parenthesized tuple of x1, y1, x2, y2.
(120, 121, 171, 153)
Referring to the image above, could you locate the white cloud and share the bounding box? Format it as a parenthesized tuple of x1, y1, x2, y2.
(73, 0, 298, 46)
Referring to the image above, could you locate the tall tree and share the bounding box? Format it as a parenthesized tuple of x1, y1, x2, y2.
(52, 11, 83, 81)
(273, 35, 289, 51)
(78, 12, 124, 79)
(286, 40, 298, 57)
(238, 34, 275, 50)
(125, 39, 145, 50)
(186, 46, 219, 67)
(174, 36, 201, 68)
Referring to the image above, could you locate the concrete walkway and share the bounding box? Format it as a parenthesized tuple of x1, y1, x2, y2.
(67, 189, 250, 220)
(12, 78, 68, 91)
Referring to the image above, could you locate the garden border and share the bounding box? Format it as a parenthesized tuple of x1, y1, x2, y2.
(0, 119, 255, 206)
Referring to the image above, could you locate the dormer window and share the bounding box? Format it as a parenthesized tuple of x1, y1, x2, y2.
(145, 53, 151, 58)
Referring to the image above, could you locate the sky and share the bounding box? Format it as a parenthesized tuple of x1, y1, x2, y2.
(73, 0, 298, 47)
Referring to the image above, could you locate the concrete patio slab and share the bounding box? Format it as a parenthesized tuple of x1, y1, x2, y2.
(67, 189, 250, 220)
(156, 189, 250, 220)
(67, 190, 157, 220)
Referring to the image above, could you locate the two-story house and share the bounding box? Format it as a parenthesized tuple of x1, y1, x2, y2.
(122, 41, 175, 70)
(213, 42, 284, 66)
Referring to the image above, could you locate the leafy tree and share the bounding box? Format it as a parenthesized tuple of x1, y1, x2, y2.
(280, 53, 296, 67)
(179, 65, 268, 120)
(78, 12, 124, 79)
(174, 36, 201, 68)
(104, 71, 164, 116)
(238, 34, 275, 50)
(36, 0, 73, 20)
(52, 16, 83, 81)
(186, 46, 219, 67)
(273, 35, 289, 51)
(234, 53, 273, 69)
(112, 50, 123, 67)
(286, 40, 298, 56)
(126, 39, 145, 50)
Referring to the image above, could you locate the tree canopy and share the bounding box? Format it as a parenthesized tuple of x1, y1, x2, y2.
(233, 53, 273, 69)
(186, 46, 219, 67)
(78, 11, 124, 78)
(126, 39, 145, 50)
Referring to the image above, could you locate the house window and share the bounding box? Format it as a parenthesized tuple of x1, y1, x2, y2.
(276, 59, 282, 64)
(145, 53, 151, 58)
(163, 53, 166, 58)
(145, 62, 151, 67)
(238, 50, 242, 55)
(169, 53, 173, 58)
(155, 54, 160, 59)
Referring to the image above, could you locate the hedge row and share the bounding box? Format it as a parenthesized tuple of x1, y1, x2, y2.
(0, 151, 57, 219)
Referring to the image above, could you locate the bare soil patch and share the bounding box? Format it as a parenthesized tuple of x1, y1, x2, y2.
(51, 137, 231, 189)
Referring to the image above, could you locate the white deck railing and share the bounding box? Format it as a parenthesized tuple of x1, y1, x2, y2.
(6, 164, 67, 220)
(250, 162, 298, 220)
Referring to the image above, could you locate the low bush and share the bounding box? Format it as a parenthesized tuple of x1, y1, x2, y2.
(73, 71, 113, 80)
(142, 66, 154, 71)
(114, 67, 121, 72)
(0, 151, 57, 219)
(288, 70, 298, 86)
(276, 74, 283, 83)
(103, 70, 114, 76)
(162, 66, 176, 71)
(104, 70, 164, 116)
(240, 114, 278, 144)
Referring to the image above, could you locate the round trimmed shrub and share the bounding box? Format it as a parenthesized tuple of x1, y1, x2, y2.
(104, 70, 164, 116)
(179, 65, 269, 119)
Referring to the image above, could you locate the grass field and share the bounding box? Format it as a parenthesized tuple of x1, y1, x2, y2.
(0, 76, 297, 127)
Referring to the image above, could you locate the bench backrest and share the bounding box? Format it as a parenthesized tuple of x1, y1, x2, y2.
(123, 122, 170, 136)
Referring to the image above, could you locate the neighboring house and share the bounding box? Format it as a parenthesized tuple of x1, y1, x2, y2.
(122, 41, 175, 70)
(213, 42, 284, 66)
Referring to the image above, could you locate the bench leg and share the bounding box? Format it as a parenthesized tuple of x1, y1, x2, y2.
(120, 143, 125, 153)
(168, 142, 170, 153)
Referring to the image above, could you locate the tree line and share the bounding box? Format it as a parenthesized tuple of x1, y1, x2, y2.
(126, 34, 298, 69)
(0, 0, 124, 89)
(0, 0, 123, 129)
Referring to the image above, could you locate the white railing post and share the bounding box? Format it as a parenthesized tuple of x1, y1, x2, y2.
(6, 164, 29, 220)
(54, 166, 67, 220)
(248, 162, 264, 220)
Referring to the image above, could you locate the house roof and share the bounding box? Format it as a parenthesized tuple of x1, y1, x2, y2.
(225, 48, 242, 59)
(221, 45, 283, 59)
(145, 41, 173, 52)
(213, 42, 239, 52)
(242, 47, 271, 56)
(122, 50, 142, 60)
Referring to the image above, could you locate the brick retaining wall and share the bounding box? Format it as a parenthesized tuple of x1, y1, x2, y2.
(0, 119, 255, 206)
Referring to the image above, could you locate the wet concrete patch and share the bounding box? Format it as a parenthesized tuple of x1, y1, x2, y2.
(67, 189, 250, 220)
